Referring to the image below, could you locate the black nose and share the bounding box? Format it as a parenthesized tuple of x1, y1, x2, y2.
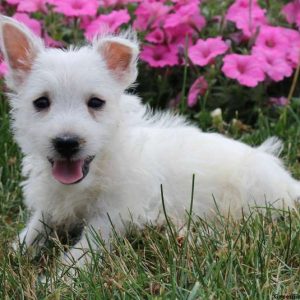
(53, 135, 80, 158)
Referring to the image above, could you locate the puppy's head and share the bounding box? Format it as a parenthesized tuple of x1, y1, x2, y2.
(0, 16, 139, 185)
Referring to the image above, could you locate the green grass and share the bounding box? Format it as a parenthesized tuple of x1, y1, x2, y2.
(1, 82, 300, 298)
(1, 1, 300, 298)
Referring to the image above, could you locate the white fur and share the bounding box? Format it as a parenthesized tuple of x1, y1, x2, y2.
(1, 16, 300, 266)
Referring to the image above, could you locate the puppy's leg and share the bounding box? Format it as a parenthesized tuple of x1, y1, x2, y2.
(60, 214, 113, 269)
(13, 210, 51, 255)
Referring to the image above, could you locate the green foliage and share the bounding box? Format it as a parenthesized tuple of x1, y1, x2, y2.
(1, 1, 300, 297)
(1, 76, 300, 296)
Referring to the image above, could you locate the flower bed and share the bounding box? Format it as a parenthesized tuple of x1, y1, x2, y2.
(0, 0, 299, 126)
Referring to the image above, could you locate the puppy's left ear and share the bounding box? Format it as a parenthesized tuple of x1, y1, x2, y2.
(94, 33, 139, 88)
(0, 15, 44, 88)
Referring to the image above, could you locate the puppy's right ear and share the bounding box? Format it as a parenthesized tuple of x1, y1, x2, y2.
(0, 16, 43, 88)
(94, 32, 139, 89)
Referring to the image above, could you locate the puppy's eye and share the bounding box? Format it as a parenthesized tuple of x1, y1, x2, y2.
(88, 97, 105, 110)
(33, 97, 50, 111)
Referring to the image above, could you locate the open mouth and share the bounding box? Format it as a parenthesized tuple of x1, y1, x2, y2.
(48, 156, 95, 185)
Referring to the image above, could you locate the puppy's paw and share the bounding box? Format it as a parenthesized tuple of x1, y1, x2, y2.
(61, 247, 91, 268)
(38, 269, 75, 288)
(12, 227, 44, 258)
(12, 228, 28, 253)
(56, 251, 82, 281)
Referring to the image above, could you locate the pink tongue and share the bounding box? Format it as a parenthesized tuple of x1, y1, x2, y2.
(52, 159, 84, 184)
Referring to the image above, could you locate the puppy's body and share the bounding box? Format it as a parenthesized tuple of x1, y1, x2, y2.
(1, 16, 299, 265)
(23, 95, 298, 227)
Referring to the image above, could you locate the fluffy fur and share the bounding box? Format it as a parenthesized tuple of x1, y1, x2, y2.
(1, 16, 299, 266)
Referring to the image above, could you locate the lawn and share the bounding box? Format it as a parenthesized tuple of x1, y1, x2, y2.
(1, 0, 300, 298)
(1, 79, 300, 299)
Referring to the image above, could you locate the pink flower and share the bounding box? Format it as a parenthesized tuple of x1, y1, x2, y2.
(17, 0, 47, 13)
(188, 37, 229, 67)
(227, 0, 262, 15)
(282, 0, 300, 26)
(282, 27, 300, 43)
(233, 12, 267, 38)
(49, 0, 99, 17)
(255, 50, 293, 82)
(254, 27, 300, 68)
(252, 26, 289, 56)
(187, 76, 208, 107)
(0, 60, 8, 77)
(226, 0, 267, 38)
(133, 1, 170, 31)
(140, 44, 179, 68)
(165, 25, 195, 46)
(269, 97, 289, 107)
(84, 9, 130, 41)
(288, 42, 300, 67)
(282, 28, 300, 67)
(145, 28, 165, 44)
(222, 54, 265, 87)
(13, 13, 42, 36)
(164, 3, 206, 31)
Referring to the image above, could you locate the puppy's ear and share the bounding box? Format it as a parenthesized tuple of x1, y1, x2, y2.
(0, 15, 43, 87)
(94, 33, 139, 88)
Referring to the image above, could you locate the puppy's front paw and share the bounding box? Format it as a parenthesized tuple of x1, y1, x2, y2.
(12, 227, 29, 254)
(12, 227, 44, 257)
(57, 248, 89, 280)
(61, 247, 91, 268)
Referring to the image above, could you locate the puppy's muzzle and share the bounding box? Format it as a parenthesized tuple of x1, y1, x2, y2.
(52, 135, 81, 158)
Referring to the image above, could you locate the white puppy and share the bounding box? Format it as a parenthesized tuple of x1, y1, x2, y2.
(0, 16, 299, 266)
